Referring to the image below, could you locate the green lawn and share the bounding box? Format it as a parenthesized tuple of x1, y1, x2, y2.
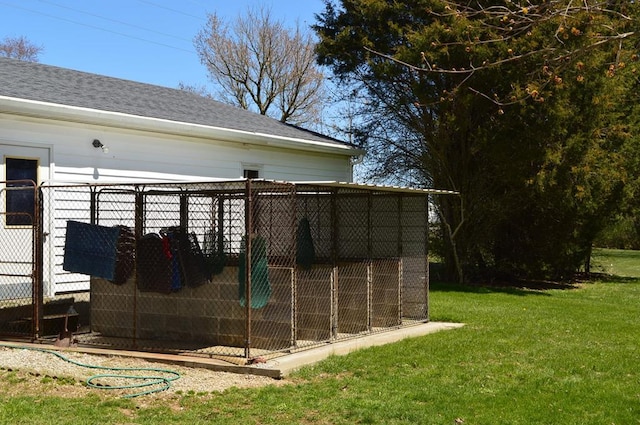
(1, 249, 639, 424)
(591, 247, 640, 277)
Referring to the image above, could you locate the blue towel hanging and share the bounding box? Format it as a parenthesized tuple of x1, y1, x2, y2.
(63, 220, 120, 280)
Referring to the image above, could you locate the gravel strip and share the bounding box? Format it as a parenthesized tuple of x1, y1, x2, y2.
(0, 346, 283, 398)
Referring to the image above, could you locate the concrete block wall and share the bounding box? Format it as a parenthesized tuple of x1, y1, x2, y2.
(336, 261, 370, 334)
(402, 256, 429, 320)
(91, 258, 414, 351)
(371, 259, 401, 328)
(91, 265, 294, 350)
(296, 265, 333, 341)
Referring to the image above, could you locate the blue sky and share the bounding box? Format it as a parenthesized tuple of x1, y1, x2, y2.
(0, 0, 327, 89)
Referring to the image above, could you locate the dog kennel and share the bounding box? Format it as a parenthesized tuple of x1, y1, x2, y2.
(1, 179, 454, 361)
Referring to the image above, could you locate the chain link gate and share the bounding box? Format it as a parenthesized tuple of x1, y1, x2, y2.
(22, 180, 449, 363)
(0, 180, 42, 339)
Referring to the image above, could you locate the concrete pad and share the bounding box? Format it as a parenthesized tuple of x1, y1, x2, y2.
(0, 322, 463, 379)
(260, 322, 464, 377)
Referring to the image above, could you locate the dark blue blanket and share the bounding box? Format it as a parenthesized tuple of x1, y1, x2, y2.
(63, 220, 120, 280)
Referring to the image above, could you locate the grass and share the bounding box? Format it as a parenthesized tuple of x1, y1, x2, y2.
(1, 248, 639, 424)
(591, 247, 640, 277)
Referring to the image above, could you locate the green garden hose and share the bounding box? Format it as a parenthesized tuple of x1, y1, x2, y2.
(0, 344, 180, 398)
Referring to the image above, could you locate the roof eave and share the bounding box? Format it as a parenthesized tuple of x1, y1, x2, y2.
(293, 181, 459, 195)
(0, 95, 364, 157)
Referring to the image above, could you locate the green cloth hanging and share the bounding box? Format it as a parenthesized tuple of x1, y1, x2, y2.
(238, 236, 271, 309)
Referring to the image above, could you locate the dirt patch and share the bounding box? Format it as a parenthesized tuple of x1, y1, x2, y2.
(0, 346, 288, 401)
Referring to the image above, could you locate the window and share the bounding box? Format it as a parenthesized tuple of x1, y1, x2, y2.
(243, 169, 260, 179)
(5, 157, 38, 226)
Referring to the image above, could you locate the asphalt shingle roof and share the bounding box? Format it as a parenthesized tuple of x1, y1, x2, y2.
(0, 56, 349, 148)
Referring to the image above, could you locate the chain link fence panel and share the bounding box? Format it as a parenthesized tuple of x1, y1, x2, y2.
(2, 180, 440, 362)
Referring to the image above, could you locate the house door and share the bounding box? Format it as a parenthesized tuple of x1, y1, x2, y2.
(0, 143, 51, 302)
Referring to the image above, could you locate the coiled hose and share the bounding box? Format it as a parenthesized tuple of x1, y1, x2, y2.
(0, 344, 180, 398)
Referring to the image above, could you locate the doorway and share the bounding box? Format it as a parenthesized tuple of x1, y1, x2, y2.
(0, 143, 50, 301)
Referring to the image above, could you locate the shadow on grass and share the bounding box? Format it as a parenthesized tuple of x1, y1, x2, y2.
(575, 272, 640, 284)
(428, 263, 574, 296)
(429, 248, 640, 296)
(592, 248, 640, 260)
(430, 281, 555, 296)
(430, 272, 640, 296)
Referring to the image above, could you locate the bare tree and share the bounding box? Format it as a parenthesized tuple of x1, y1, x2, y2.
(194, 6, 325, 125)
(0, 36, 43, 62)
(177, 82, 214, 99)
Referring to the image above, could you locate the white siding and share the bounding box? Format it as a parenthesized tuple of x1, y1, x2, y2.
(0, 115, 353, 183)
(1, 112, 353, 295)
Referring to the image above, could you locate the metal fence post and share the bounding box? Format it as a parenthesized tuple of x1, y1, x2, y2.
(244, 179, 253, 360)
(33, 185, 43, 340)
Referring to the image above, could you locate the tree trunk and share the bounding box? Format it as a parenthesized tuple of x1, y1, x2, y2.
(437, 197, 465, 284)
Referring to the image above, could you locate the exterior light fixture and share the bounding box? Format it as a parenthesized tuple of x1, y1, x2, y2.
(92, 139, 109, 154)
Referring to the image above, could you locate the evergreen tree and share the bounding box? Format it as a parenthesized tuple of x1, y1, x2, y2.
(314, 0, 639, 281)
